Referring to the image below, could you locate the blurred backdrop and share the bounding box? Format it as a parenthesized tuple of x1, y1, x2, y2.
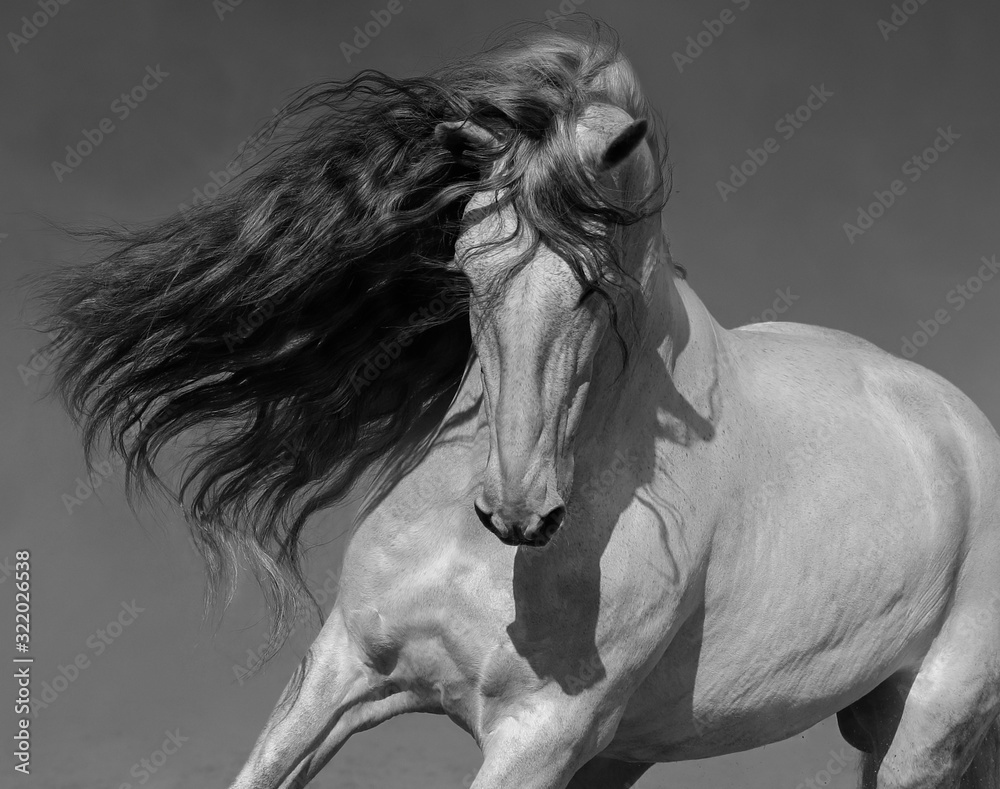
(2, 0, 998, 786)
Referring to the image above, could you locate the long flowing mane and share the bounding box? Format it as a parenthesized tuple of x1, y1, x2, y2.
(35, 20, 668, 655)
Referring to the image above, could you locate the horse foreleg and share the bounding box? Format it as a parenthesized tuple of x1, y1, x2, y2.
(565, 755, 653, 788)
(469, 704, 622, 789)
(228, 607, 411, 789)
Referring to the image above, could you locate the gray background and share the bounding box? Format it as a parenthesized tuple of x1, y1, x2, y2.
(2, 0, 998, 786)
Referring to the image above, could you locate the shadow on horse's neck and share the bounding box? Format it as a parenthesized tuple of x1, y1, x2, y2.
(588, 231, 720, 448)
(503, 231, 723, 694)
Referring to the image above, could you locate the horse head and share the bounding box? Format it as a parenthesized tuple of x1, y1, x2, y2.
(438, 104, 661, 546)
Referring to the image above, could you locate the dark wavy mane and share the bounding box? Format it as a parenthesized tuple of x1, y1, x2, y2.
(33, 20, 669, 658)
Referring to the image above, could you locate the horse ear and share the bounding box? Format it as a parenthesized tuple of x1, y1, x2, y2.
(599, 119, 649, 171)
(434, 119, 498, 160)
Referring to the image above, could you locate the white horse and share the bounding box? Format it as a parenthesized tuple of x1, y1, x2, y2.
(41, 25, 1000, 789)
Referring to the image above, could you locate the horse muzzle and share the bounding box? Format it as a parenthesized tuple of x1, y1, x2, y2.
(474, 496, 567, 547)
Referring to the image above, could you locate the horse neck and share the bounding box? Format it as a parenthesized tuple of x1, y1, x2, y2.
(586, 231, 729, 432)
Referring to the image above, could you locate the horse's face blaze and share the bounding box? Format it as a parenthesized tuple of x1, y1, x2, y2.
(452, 106, 651, 546)
(458, 206, 607, 546)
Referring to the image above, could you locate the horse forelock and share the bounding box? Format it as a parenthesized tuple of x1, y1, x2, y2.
(451, 23, 672, 363)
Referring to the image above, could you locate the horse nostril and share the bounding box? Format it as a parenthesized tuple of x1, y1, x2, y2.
(532, 505, 566, 544)
(475, 502, 522, 545)
(474, 500, 494, 531)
